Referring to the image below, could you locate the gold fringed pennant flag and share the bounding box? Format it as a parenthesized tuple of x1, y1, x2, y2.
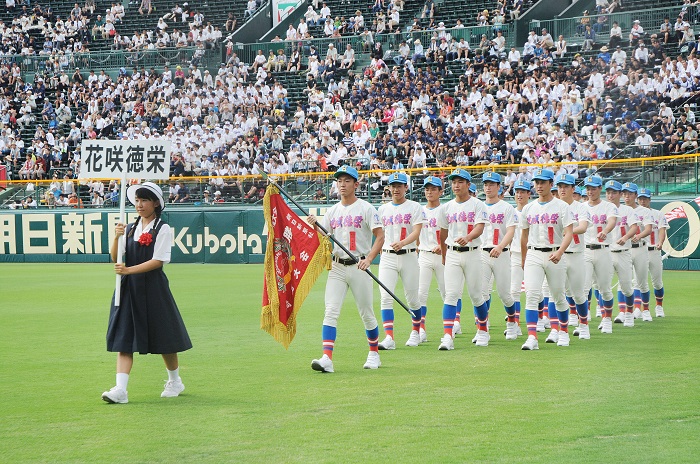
(261, 185, 331, 348)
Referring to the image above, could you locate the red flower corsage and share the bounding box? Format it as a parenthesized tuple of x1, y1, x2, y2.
(137, 232, 153, 246)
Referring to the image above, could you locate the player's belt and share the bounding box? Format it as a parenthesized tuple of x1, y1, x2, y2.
(586, 244, 609, 250)
(528, 246, 556, 252)
(648, 246, 657, 251)
(384, 248, 417, 255)
(448, 245, 479, 252)
(333, 255, 364, 266)
(482, 247, 509, 252)
(611, 249, 630, 253)
(631, 243, 641, 248)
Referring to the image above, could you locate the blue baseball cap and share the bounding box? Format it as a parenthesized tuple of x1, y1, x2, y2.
(555, 173, 576, 185)
(514, 179, 532, 191)
(532, 168, 555, 181)
(482, 171, 501, 183)
(449, 168, 472, 182)
(469, 184, 477, 194)
(638, 188, 652, 198)
(387, 172, 409, 184)
(574, 186, 584, 196)
(551, 185, 558, 192)
(584, 175, 603, 188)
(423, 175, 443, 188)
(622, 182, 638, 193)
(605, 180, 622, 191)
(334, 165, 359, 180)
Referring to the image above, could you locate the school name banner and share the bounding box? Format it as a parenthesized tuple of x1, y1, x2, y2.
(80, 140, 172, 179)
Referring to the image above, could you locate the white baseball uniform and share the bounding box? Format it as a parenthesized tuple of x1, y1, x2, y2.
(629, 204, 653, 293)
(377, 199, 425, 310)
(563, 199, 590, 305)
(438, 197, 489, 307)
(610, 203, 639, 297)
(646, 207, 669, 291)
(521, 198, 574, 312)
(321, 199, 382, 330)
(418, 203, 446, 307)
(584, 200, 619, 301)
(481, 200, 516, 307)
(510, 205, 525, 306)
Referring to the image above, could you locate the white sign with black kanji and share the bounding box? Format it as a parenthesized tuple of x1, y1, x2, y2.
(79, 140, 171, 179)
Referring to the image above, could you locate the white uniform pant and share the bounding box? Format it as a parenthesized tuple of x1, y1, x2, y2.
(481, 249, 514, 306)
(524, 249, 568, 311)
(324, 261, 378, 330)
(379, 251, 421, 310)
(444, 249, 486, 307)
(648, 248, 664, 290)
(611, 249, 634, 296)
(510, 251, 524, 305)
(630, 246, 650, 293)
(563, 251, 587, 304)
(418, 251, 446, 307)
(585, 248, 614, 301)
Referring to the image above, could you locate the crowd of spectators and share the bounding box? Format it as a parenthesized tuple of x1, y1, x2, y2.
(4, 2, 700, 208)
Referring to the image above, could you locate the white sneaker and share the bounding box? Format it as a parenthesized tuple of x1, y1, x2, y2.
(516, 324, 523, 336)
(311, 354, 334, 373)
(570, 314, 579, 327)
(505, 322, 518, 340)
(655, 305, 665, 317)
(623, 312, 635, 327)
(573, 326, 580, 336)
(521, 335, 539, 350)
(545, 329, 559, 343)
(419, 327, 428, 343)
(557, 331, 570, 347)
(601, 317, 613, 334)
(633, 308, 642, 319)
(578, 324, 591, 340)
(405, 330, 421, 346)
(378, 335, 396, 350)
(642, 310, 653, 322)
(471, 332, 478, 343)
(453, 320, 462, 335)
(363, 351, 381, 369)
(102, 386, 128, 404)
(598, 320, 604, 330)
(438, 334, 454, 350)
(596, 306, 603, 317)
(536, 318, 545, 332)
(161, 379, 185, 398)
(475, 330, 489, 347)
(542, 316, 551, 329)
(614, 312, 625, 323)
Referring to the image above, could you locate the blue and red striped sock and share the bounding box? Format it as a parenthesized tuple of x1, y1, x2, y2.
(322, 325, 337, 359)
(577, 302, 589, 325)
(633, 289, 642, 311)
(595, 289, 603, 308)
(381, 309, 394, 339)
(642, 291, 650, 312)
(603, 298, 614, 319)
(366, 326, 379, 352)
(420, 306, 427, 330)
(475, 302, 489, 332)
(654, 288, 664, 307)
(558, 309, 569, 333)
(514, 301, 521, 324)
(538, 299, 545, 320)
(526, 309, 539, 338)
(625, 293, 634, 313)
(617, 290, 626, 313)
(505, 303, 516, 323)
(411, 308, 421, 331)
(548, 301, 559, 330)
(566, 296, 576, 316)
(455, 299, 462, 322)
(442, 304, 457, 336)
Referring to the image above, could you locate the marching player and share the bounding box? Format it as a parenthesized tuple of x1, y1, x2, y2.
(583, 175, 618, 334)
(637, 188, 668, 319)
(520, 168, 574, 350)
(480, 172, 518, 341)
(377, 172, 425, 349)
(620, 182, 654, 326)
(437, 169, 489, 349)
(416, 176, 447, 344)
(509, 179, 532, 336)
(556, 174, 592, 340)
(605, 180, 640, 328)
(308, 165, 385, 372)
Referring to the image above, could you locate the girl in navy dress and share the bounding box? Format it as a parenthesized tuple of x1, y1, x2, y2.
(102, 182, 192, 404)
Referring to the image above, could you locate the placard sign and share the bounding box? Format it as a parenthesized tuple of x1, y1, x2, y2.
(79, 140, 172, 179)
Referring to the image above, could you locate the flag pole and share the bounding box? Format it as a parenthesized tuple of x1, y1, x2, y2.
(258, 168, 414, 316)
(114, 172, 127, 307)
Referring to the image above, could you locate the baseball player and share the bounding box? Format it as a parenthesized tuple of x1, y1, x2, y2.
(452, 183, 478, 335)
(605, 180, 640, 328)
(377, 172, 425, 350)
(436, 169, 489, 349)
(556, 174, 592, 340)
(509, 179, 532, 336)
(308, 165, 385, 373)
(619, 182, 654, 326)
(520, 168, 574, 350)
(637, 188, 668, 319)
(583, 175, 618, 334)
(566, 186, 586, 324)
(416, 176, 447, 344)
(480, 172, 518, 341)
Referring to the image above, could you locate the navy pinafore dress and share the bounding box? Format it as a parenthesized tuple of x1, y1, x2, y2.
(106, 219, 192, 355)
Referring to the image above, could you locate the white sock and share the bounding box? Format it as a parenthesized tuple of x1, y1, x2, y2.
(167, 368, 180, 382)
(116, 373, 129, 390)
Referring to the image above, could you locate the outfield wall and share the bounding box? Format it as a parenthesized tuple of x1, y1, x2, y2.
(1, 201, 699, 269)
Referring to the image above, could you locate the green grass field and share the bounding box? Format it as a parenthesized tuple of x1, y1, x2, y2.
(1, 263, 699, 463)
